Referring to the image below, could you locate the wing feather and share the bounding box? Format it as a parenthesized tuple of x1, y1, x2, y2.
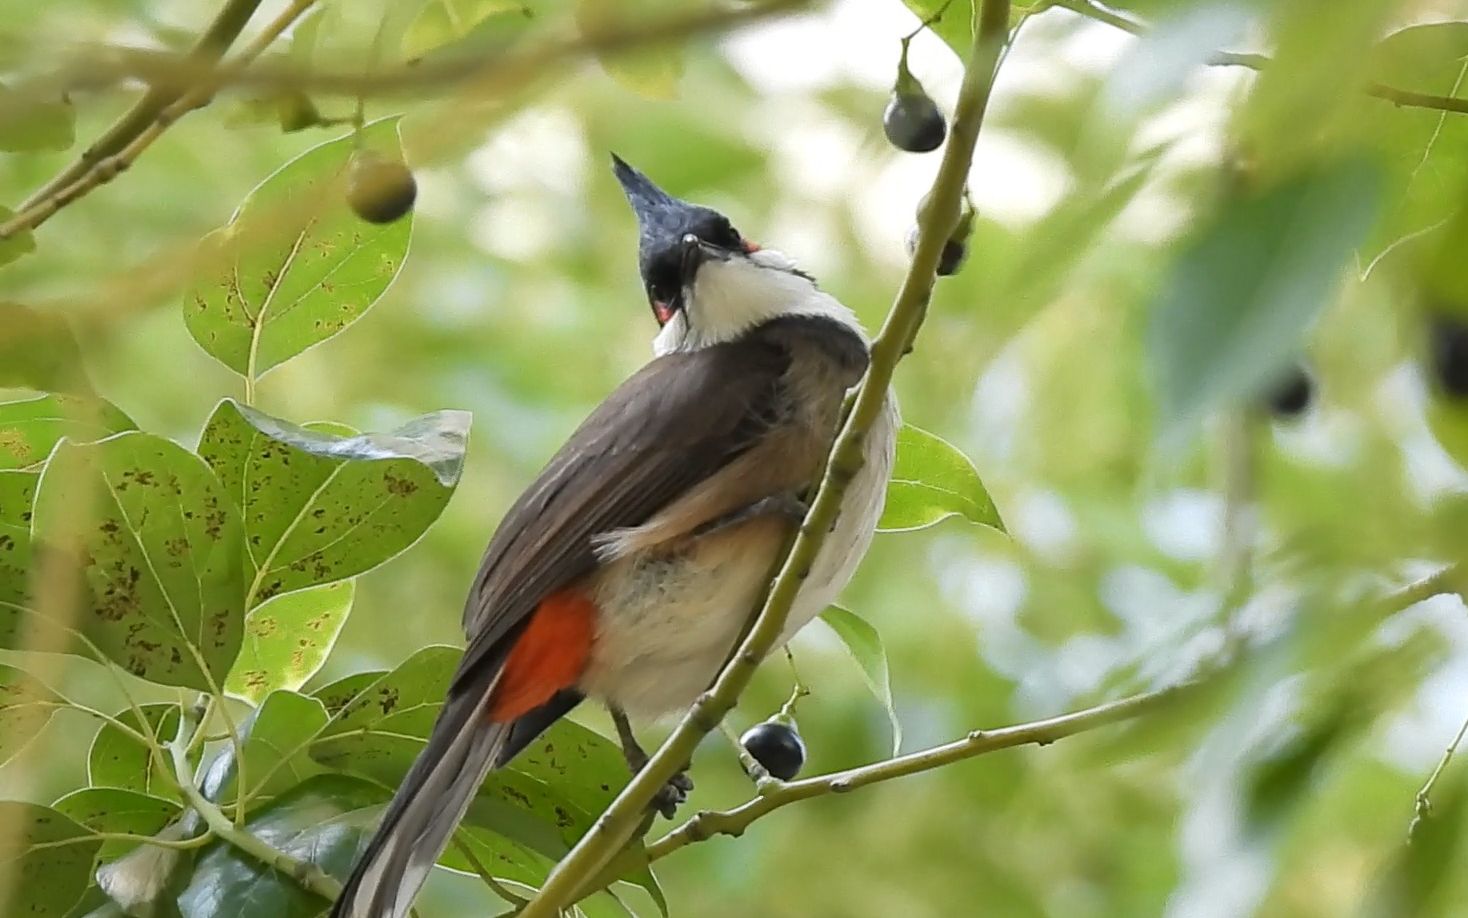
(451, 334, 789, 689)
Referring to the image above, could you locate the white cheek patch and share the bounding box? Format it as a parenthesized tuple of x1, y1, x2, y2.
(652, 250, 864, 354)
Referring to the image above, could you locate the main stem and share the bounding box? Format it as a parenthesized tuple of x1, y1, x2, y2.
(515, 3, 1012, 915)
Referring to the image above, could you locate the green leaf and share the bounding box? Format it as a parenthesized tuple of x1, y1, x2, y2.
(51, 787, 182, 861)
(183, 118, 412, 379)
(225, 581, 354, 702)
(576, 0, 683, 99)
(0, 662, 64, 766)
(0, 469, 41, 647)
(33, 433, 246, 689)
(0, 802, 101, 917)
(225, 690, 329, 805)
(1145, 159, 1382, 446)
(310, 668, 384, 716)
(308, 647, 640, 873)
(0, 84, 75, 152)
(177, 774, 387, 918)
(819, 606, 901, 755)
(0, 205, 36, 268)
(88, 703, 197, 804)
(0, 303, 91, 393)
(900, 0, 975, 61)
(879, 423, 1003, 533)
(0, 393, 137, 471)
(402, 0, 534, 60)
(197, 399, 468, 606)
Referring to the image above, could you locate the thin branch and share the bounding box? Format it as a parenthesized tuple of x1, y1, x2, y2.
(168, 702, 343, 901)
(515, 2, 1014, 915)
(646, 681, 1194, 861)
(0, 0, 803, 243)
(1411, 710, 1468, 841)
(18, 0, 265, 211)
(43, 0, 805, 103)
(1054, 0, 1468, 115)
(0, 0, 320, 242)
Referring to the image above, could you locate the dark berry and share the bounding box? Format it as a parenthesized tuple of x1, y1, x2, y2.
(883, 43, 946, 153)
(1266, 364, 1313, 418)
(1431, 314, 1468, 398)
(884, 91, 946, 153)
(346, 150, 417, 224)
(740, 721, 805, 780)
(905, 196, 974, 277)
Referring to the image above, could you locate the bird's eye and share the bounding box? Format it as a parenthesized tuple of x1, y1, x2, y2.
(713, 222, 742, 250)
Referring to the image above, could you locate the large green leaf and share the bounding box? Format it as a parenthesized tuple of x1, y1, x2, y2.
(176, 774, 386, 918)
(33, 434, 246, 689)
(879, 424, 1003, 533)
(0, 802, 101, 917)
(1363, 22, 1468, 263)
(223, 690, 330, 806)
(88, 703, 196, 804)
(225, 581, 355, 702)
(197, 399, 468, 607)
(577, 0, 683, 99)
(0, 469, 40, 647)
(1145, 159, 1382, 445)
(0, 83, 75, 152)
(0, 661, 64, 766)
(0, 303, 91, 393)
(819, 606, 901, 755)
(307, 647, 648, 884)
(899, 0, 974, 61)
(0, 393, 136, 471)
(184, 118, 412, 379)
(51, 787, 182, 861)
(402, 0, 535, 60)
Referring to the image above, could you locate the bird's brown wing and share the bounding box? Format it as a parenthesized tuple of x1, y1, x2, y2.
(452, 333, 791, 690)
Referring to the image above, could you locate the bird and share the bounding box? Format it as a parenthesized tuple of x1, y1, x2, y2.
(330, 155, 899, 918)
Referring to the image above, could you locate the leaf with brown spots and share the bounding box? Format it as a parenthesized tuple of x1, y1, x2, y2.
(0, 802, 101, 917)
(51, 787, 181, 861)
(0, 662, 64, 767)
(224, 580, 354, 703)
(88, 703, 202, 804)
(198, 399, 467, 605)
(0, 392, 136, 471)
(34, 433, 246, 691)
(183, 117, 412, 379)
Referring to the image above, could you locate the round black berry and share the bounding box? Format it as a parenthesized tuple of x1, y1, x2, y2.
(905, 195, 974, 277)
(884, 92, 946, 153)
(1431, 314, 1468, 398)
(1266, 364, 1313, 418)
(346, 150, 417, 224)
(740, 721, 806, 781)
(883, 43, 946, 153)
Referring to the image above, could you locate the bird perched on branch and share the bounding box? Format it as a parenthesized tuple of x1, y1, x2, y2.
(331, 155, 898, 918)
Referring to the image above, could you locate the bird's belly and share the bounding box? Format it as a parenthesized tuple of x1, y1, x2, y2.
(579, 517, 785, 718)
(580, 394, 898, 719)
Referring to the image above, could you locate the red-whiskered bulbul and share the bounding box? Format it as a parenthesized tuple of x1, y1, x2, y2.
(330, 156, 899, 918)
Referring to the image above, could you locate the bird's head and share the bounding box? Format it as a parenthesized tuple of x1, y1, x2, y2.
(611, 154, 852, 353)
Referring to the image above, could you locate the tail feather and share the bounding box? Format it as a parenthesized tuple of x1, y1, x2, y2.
(331, 688, 508, 918)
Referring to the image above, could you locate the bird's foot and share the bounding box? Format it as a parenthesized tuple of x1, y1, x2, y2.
(610, 704, 695, 819)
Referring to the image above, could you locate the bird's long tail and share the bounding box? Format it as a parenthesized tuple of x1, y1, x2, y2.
(329, 684, 508, 918)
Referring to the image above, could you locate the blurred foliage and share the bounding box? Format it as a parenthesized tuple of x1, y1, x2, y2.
(3, 0, 1468, 916)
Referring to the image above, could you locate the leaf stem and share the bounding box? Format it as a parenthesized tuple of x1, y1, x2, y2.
(1411, 710, 1468, 841)
(515, 3, 1012, 915)
(168, 702, 343, 900)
